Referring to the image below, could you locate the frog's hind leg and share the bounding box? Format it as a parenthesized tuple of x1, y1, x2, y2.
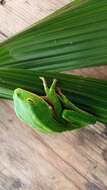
(62, 109, 96, 129)
(57, 87, 81, 112)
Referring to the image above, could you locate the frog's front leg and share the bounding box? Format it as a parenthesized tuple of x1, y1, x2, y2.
(40, 77, 49, 95)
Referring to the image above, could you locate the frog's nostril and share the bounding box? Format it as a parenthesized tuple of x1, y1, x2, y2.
(14, 88, 22, 96)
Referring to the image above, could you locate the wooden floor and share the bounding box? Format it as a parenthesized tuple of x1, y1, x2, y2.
(0, 1, 107, 190)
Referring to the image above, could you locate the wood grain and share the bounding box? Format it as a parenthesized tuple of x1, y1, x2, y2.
(0, 1, 107, 190)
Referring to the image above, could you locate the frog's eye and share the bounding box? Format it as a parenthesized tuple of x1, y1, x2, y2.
(26, 98, 34, 104)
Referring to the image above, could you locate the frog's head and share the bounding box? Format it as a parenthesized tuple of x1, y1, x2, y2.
(13, 88, 44, 123)
(13, 88, 57, 133)
(13, 88, 40, 107)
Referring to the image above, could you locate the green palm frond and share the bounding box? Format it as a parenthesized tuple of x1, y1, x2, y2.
(0, 0, 107, 71)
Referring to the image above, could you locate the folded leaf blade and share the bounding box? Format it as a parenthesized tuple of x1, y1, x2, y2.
(0, 0, 107, 71)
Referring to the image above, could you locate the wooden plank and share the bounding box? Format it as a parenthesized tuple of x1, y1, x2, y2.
(0, 0, 107, 190)
(0, 0, 69, 42)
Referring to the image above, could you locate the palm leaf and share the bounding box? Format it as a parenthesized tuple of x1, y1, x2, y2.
(0, 68, 107, 125)
(0, 0, 107, 71)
